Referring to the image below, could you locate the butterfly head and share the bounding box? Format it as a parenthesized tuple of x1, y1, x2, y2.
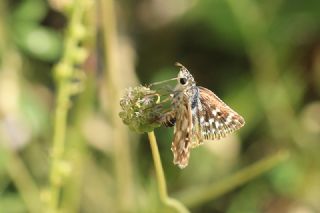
(175, 63, 196, 90)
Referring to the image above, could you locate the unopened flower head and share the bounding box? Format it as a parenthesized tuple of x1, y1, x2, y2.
(119, 85, 168, 133)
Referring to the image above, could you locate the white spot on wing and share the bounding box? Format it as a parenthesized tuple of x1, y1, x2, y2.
(209, 118, 214, 125)
(226, 114, 233, 124)
(212, 109, 217, 116)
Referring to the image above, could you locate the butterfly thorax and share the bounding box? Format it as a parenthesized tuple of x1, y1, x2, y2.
(172, 85, 198, 108)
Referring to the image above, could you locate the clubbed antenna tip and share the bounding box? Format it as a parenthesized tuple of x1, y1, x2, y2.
(175, 62, 185, 69)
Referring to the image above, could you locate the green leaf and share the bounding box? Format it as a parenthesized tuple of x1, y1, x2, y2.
(15, 25, 62, 62)
(12, 0, 48, 23)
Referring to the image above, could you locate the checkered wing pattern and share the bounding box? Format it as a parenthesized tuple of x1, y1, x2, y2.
(196, 86, 245, 142)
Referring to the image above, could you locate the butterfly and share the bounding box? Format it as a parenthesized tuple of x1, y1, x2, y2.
(161, 63, 245, 169)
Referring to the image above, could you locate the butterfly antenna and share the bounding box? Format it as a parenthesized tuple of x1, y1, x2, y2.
(148, 77, 178, 87)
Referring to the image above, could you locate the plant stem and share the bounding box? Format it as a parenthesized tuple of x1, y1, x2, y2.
(48, 0, 88, 211)
(6, 150, 43, 213)
(147, 131, 189, 213)
(174, 150, 289, 208)
(48, 83, 70, 211)
(99, 0, 135, 210)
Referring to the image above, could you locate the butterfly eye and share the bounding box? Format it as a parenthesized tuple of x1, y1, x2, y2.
(179, 78, 187, 85)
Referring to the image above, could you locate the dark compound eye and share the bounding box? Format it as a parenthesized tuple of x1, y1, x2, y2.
(179, 77, 187, 85)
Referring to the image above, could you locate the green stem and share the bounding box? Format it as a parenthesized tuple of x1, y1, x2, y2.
(147, 131, 189, 213)
(100, 0, 135, 210)
(4, 148, 42, 213)
(174, 150, 289, 208)
(48, 83, 70, 211)
(48, 0, 87, 211)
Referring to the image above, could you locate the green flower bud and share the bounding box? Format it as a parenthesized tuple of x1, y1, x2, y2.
(119, 86, 166, 133)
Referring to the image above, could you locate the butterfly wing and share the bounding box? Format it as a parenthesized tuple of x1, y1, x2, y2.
(196, 86, 245, 142)
(169, 86, 245, 169)
(171, 94, 193, 169)
(170, 87, 245, 168)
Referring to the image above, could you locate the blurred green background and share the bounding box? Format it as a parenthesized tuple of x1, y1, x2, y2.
(1, 0, 320, 212)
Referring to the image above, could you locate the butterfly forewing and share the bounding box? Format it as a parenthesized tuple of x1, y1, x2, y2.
(197, 86, 245, 141)
(171, 94, 193, 169)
